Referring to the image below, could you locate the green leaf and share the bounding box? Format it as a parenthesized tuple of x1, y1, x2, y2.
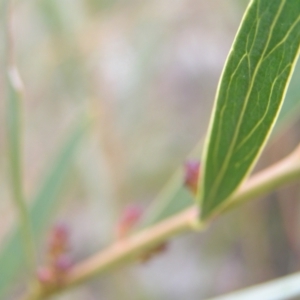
(6, 66, 37, 270)
(199, 0, 300, 220)
(5, 0, 36, 271)
(0, 118, 88, 298)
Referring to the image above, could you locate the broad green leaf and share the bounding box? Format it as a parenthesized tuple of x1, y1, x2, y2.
(207, 271, 300, 300)
(0, 119, 88, 298)
(199, 0, 300, 219)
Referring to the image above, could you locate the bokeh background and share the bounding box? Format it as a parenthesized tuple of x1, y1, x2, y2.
(1, 0, 300, 299)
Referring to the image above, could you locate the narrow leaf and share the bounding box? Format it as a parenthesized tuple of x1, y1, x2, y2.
(199, 0, 300, 219)
(0, 119, 88, 298)
(6, 66, 37, 269)
(5, 0, 36, 271)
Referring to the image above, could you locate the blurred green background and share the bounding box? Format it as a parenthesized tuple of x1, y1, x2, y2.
(1, 0, 300, 299)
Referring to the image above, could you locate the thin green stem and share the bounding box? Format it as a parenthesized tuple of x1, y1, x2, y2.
(5, 0, 36, 271)
(22, 143, 300, 300)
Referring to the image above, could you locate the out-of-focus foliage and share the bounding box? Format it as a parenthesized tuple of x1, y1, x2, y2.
(0, 120, 88, 298)
(0, 0, 300, 299)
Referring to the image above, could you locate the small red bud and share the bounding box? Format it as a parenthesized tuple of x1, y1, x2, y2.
(48, 222, 70, 257)
(116, 205, 143, 239)
(38, 222, 74, 286)
(140, 242, 168, 263)
(55, 255, 73, 273)
(54, 223, 69, 238)
(184, 160, 200, 195)
(37, 267, 55, 285)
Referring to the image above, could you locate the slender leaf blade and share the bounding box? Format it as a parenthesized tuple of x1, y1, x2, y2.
(199, 0, 300, 219)
(6, 67, 37, 270)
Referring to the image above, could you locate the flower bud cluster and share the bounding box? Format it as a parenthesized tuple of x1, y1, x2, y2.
(37, 223, 73, 286)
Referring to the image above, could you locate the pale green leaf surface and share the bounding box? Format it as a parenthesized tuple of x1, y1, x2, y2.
(0, 119, 88, 298)
(207, 271, 300, 300)
(200, 0, 300, 219)
(7, 72, 23, 209)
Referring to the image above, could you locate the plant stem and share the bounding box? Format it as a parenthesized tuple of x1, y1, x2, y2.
(23, 208, 199, 300)
(23, 144, 300, 300)
(5, 0, 36, 270)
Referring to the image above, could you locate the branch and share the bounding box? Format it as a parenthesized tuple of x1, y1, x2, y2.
(23, 144, 300, 300)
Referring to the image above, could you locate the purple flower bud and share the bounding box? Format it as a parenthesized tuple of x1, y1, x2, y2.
(184, 160, 200, 195)
(116, 205, 143, 239)
(37, 267, 54, 284)
(55, 255, 73, 273)
(48, 222, 70, 255)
